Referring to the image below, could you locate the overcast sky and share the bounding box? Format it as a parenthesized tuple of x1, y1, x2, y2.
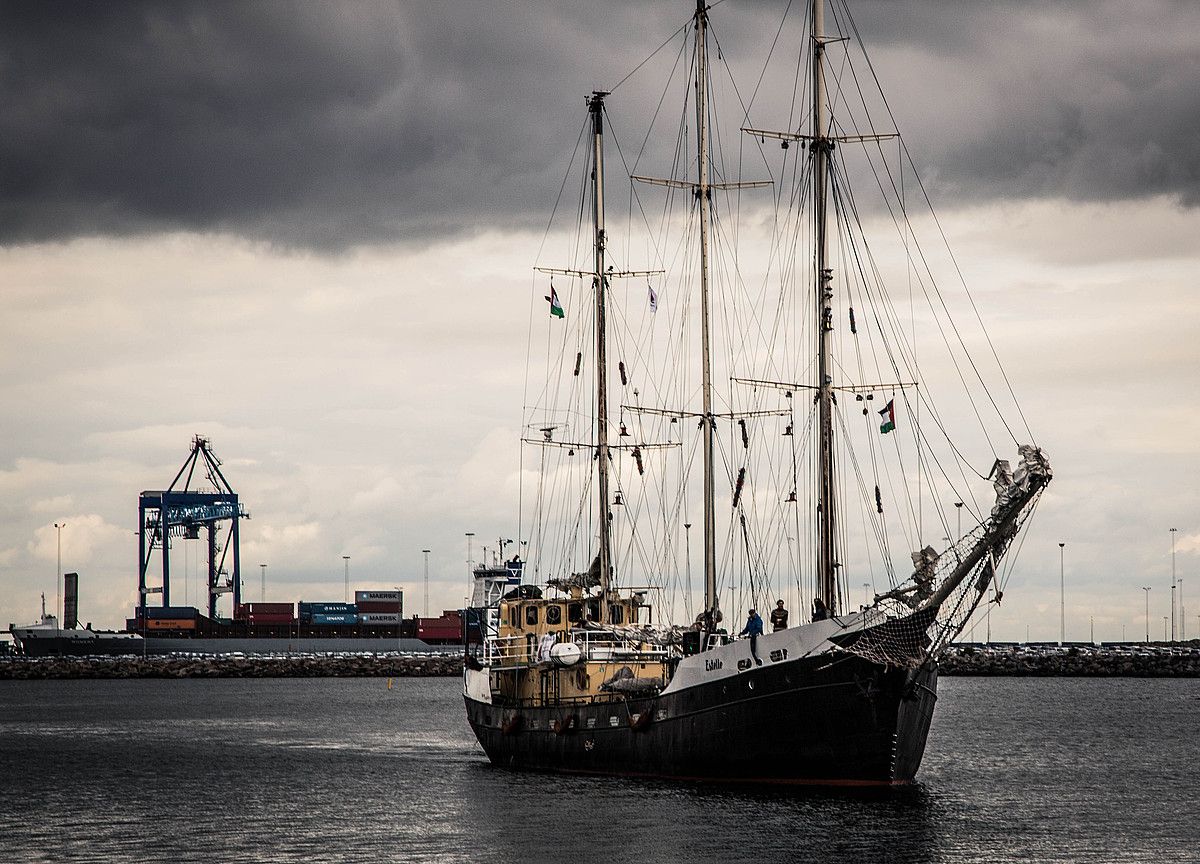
(1, 0, 1198, 641)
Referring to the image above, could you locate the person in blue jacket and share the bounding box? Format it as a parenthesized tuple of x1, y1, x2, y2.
(739, 608, 764, 666)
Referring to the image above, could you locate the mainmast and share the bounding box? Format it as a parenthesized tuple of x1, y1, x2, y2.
(812, 0, 839, 614)
(589, 91, 612, 624)
(695, 0, 718, 619)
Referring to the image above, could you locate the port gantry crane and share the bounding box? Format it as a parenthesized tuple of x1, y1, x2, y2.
(138, 436, 249, 618)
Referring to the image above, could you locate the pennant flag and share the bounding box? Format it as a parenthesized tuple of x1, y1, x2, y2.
(544, 285, 565, 319)
(648, 283, 658, 312)
(878, 398, 896, 434)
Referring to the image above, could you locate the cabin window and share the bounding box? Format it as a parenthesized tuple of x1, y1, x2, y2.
(609, 604, 624, 625)
(587, 599, 600, 621)
(508, 605, 518, 628)
(525, 605, 539, 626)
(567, 602, 584, 623)
(545, 604, 562, 625)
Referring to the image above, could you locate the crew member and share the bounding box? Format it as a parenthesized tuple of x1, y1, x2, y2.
(770, 599, 789, 631)
(739, 608, 764, 666)
(812, 597, 830, 621)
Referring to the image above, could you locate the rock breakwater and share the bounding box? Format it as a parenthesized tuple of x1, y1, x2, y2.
(0, 653, 463, 680)
(941, 644, 1200, 677)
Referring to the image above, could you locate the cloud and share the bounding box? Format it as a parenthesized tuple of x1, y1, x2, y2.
(2, 1, 1199, 251)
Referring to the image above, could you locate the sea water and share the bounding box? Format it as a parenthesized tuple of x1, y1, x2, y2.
(0, 675, 1196, 863)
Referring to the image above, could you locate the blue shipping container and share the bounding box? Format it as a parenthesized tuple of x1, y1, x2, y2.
(302, 612, 358, 625)
(298, 602, 357, 614)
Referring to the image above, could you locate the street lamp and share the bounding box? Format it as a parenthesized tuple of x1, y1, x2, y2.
(465, 533, 475, 596)
(53, 522, 65, 627)
(862, 582, 871, 608)
(422, 549, 431, 618)
(259, 563, 267, 603)
(394, 585, 403, 654)
(1169, 528, 1177, 642)
(1142, 586, 1152, 643)
(342, 555, 350, 603)
(1163, 616, 1168, 642)
(954, 501, 963, 539)
(1058, 542, 1065, 646)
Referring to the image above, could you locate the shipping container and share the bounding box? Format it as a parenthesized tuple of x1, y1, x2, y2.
(358, 613, 402, 624)
(146, 618, 197, 630)
(354, 590, 402, 603)
(235, 602, 294, 618)
(244, 614, 294, 625)
(144, 606, 199, 619)
(356, 600, 402, 614)
(298, 602, 357, 615)
(301, 612, 358, 625)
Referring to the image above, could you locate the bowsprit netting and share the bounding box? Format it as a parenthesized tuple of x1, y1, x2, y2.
(834, 445, 1052, 669)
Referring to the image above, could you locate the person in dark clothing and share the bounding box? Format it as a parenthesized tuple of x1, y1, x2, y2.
(812, 597, 829, 621)
(738, 608, 764, 665)
(770, 600, 789, 631)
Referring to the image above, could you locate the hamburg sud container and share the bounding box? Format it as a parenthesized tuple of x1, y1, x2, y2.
(236, 602, 294, 618)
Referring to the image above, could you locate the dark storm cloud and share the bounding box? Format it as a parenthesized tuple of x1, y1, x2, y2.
(0, 0, 1197, 250)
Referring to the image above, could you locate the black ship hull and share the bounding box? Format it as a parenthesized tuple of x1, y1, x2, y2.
(465, 653, 938, 785)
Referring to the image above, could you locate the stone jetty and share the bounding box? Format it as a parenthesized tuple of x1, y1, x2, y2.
(0, 653, 462, 680)
(941, 643, 1200, 677)
(2, 644, 1199, 680)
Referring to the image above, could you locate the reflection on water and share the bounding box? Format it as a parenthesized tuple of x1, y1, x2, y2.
(0, 676, 1195, 863)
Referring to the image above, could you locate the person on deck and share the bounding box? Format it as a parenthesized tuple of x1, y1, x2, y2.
(739, 609, 764, 666)
(770, 600, 789, 631)
(812, 597, 830, 622)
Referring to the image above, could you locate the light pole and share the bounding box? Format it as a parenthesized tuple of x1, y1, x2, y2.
(954, 501, 963, 539)
(684, 523, 692, 602)
(1180, 578, 1185, 641)
(862, 582, 871, 608)
(1058, 542, 1065, 645)
(1170, 528, 1177, 641)
(1090, 616, 1094, 645)
(465, 532, 475, 595)
(1142, 586, 1152, 642)
(422, 549, 431, 617)
(54, 522, 65, 626)
(394, 585, 403, 654)
(1163, 616, 1168, 642)
(343, 556, 350, 603)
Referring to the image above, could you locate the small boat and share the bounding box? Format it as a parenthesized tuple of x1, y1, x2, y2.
(10, 594, 144, 657)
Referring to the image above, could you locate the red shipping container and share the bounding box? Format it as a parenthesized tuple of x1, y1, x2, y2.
(356, 601, 401, 613)
(245, 614, 294, 625)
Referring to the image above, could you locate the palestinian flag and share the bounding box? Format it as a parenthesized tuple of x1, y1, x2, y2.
(545, 286, 564, 319)
(878, 398, 896, 434)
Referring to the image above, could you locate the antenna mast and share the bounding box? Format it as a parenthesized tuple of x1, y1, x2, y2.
(813, 0, 840, 614)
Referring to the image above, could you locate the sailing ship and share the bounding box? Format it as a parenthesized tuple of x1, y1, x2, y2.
(463, 0, 1050, 784)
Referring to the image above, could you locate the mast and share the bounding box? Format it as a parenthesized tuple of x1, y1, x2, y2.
(695, 0, 718, 618)
(589, 91, 612, 624)
(813, 0, 839, 614)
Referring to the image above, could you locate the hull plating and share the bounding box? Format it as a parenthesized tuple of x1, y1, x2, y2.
(466, 653, 938, 785)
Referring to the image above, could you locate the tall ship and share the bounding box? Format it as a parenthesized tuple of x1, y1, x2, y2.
(463, 0, 1051, 784)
